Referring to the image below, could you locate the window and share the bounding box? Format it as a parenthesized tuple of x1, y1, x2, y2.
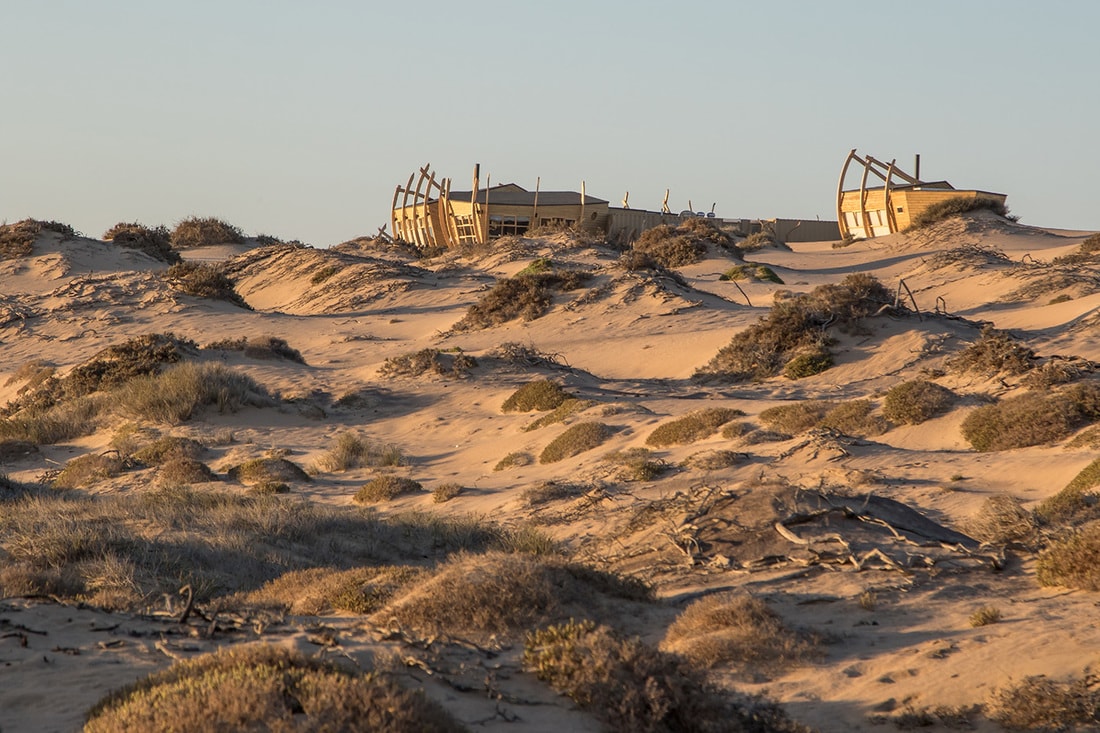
(488, 215, 530, 237)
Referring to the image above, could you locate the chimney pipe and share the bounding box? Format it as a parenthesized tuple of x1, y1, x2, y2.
(914, 154, 921, 181)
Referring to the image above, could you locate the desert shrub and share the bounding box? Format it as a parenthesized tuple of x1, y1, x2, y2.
(949, 326, 1035, 377)
(966, 494, 1038, 545)
(720, 421, 752, 439)
(315, 433, 405, 472)
(53, 453, 125, 489)
(696, 274, 895, 382)
(204, 336, 306, 364)
(501, 378, 574, 412)
(235, 565, 424, 615)
(170, 216, 245, 249)
(1035, 457, 1100, 526)
(525, 619, 806, 733)
(661, 594, 818, 676)
(494, 451, 533, 471)
(739, 230, 778, 252)
(646, 408, 744, 447)
(969, 606, 1002, 627)
(157, 457, 217, 486)
(248, 481, 290, 495)
(310, 263, 339, 284)
(521, 480, 587, 507)
(1036, 523, 1100, 590)
(0, 219, 43, 259)
(540, 422, 613, 463)
(4, 359, 55, 391)
(782, 348, 833, 379)
(378, 348, 477, 378)
(683, 449, 745, 470)
(888, 705, 982, 730)
(113, 361, 272, 423)
(676, 216, 737, 249)
(524, 398, 597, 431)
(618, 249, 660, 271)
(882, 379, 956, 424)
(603, 448, 667, 481)
(960, 386, 1100, 451)
(0, 395, 102, 444)
(455, 269, 590, 330)
(432, 482, 463, 503)
(164, 261, 250, 309)
(102, 222, 179, 263)
(759, 401, 836, 434)
(227, 457, 311, 486)
(84, 645, 464, 733)
(819, 399, 888, 437)
(908, 195, 1014, 229)
(0, 439, 38, 463)
(132, 436, 205, 465)
(720, 264, 783, 284)
(988, 673, 1100, 730)
(378, 552, 649, 640)
(355, 475, 423, 503)
(631, 224, 708, 268)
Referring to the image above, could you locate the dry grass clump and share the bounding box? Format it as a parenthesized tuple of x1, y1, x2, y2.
(376, 552, 649, 640)
(683, 449, 746, 470)
(53, 453, 126, 489)
(157, 457, 218, 486)
(739, 229, 779, 252)
(4, 359, 55, 391)
(310, 263, 339, 284)
(818, 399, 888, 437)
(378, 348, 477, 378)
(525, 619, 807, 733)
(540, 422, 613, 463)
(432, 482, 463, 503)
(227, 457, 311, 486)
(1036, 457, 1100, 526)
(882, 379, 956, 424)
(987, 673, 1100, 731)
(645, 408, 745, 447)
(84, 644, 465, 733)
(113, 361, 272, 424)
(720, 264, 784, 283)
(1036, 523, 1100, 590)
(721, 421, 753, 439)
(204, 336, 306, 363)
(501, 378, 574, 412)
(960, 384, 1100, 451)
(102, 222, 180, 263)
(948, 326, 1035, 377)
(907, 195, 1015, 229)
(630, 224, 709, 268)
(1052, 232, 1100, 265)
(454, 268, 590, 330)
(235, 565, 424, 615)
(0, 395, 102, 445)
(521, 480, 587, 507)
(0, 219, 76, 259)
(602, 448, 668, 481)
(965, 494, 1038, 546)
(164, 261, 251, 309)
(132, 436, 205, 465)
(759, 401, 836, 434)
(525, 398, 597, 431)
(170, 216, 245, 248)
(355, 475, 423, 503)
(314, 433, 405, 472)
(661, 593, 819, 677)
(696, 274, 895, 382)
(969, 606, 1002, 627)
(494, 451, 533, 471)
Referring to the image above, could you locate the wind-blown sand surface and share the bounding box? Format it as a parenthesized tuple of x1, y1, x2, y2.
(2, 212, 1099, 731)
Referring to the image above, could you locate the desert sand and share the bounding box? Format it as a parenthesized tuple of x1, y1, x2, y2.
(2, 211, 1099, 732)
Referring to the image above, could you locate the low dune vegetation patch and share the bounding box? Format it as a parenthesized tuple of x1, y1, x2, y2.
(131, 435, 206, 466)
(163, 261, 251, 309)
(988, 672, 1100, 731)
(204, 336, 306, 363)
(695, 273, 896, 383)
(170, 216, 245, 249)
(84, 644, 465, 733)
(683, 449, 746, 470)
(882, 379, 956, 424)
(1036, 524, 1100, 591)
(114, 361, 273, 424)
(539, 422, 614, 463)
(758, 399, 886, 437)
(501, 378, 574, 412)
(960, 382, 1100, 451)
(0, 219, 75, 259)
(310, 263, 340, 284)
(602, 447, 668, 481)
(949, 326, 1035, 377)
(494, 451, 533, 471)
(1052, 232, 1100, 265)
(378, 348, 477, 378)
(521, 480, 588, 507)
(156, 457, 218, 486)
(355, 475, 423, 503)
(524, 398, 596, 431)
(454, 266, 591, 330)
(720, 264, 784, 283)
(907, 195, 1016, 230)
(646, 407, 744, 447)
(432, 482, 464, 503)
(226, 457, 311, 486)
(53, 452, 127, 489)
(233, 565, 425, 615)
(102, 222, 180, 263)
(314, 432, 405, 472)
(1035, 457, 1100, 526)
(629, 223, 710, 268)
(965, 494, 1038, 547)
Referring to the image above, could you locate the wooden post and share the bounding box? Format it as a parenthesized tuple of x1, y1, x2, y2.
(580, 180, 585, 225)
(661, 189, 670, 214)
(532, 176, 540, 226)
(481, 173, 490, 243)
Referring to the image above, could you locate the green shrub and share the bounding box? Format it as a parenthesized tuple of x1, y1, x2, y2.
(501, 379, 574, 412)
(759, 401, 836, 434)
(882, 380, 955, 424)
(1036, 523, 1100, 590)
(203, 336, 305, 363)
(782, 349, 833, 379)
(720, 264, 783, 283)
(310, 264, 339, 284)
(907, 195, 1015, 229)
(818, 400, 888, 437)
(960, 385, 1100, 451)
(645, 408, 744, 447)
(355, 475, 423, 503)
(170, 216, 245, 248)
(102, 222, 180, 263)
(539, 422, 613, 463)
(84, 645, 465, 733)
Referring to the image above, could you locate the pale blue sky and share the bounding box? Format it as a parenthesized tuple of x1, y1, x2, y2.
(2, 1, 1097, 246)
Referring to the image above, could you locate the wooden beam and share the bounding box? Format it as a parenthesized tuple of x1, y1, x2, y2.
(532, 176, 540, 225)
(883, 159, 899, 233)
(858, 155, 872, 238)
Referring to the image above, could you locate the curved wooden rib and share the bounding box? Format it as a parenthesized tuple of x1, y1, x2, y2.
(836, 149, 857, 240)
(410, 165, 429, 250)
(390, 184, 401, 244)
(398, 172, 415, 243)
(857, 154, 872, 239)
(883, 159, 898, 233)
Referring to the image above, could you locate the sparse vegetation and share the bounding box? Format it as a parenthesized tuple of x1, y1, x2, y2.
(113, 361, 272, 423)
(908, 195, 1015, 229)
(646, 408, 744, 447)
(432, 482, 463, 503)
(494, 451, 533, 471)
(131, 436, 206, 465)
(721, 264, 784, 284)
(455, 268, 590, 330)
(882, 379, 956, 424)
(969, 606, 1002, 627)
(1035, 457, 1100, 525)
(157, 457, 218, 486)
(204, 336, 306, 363)
(310, 263, 339, 284)
(164, 261, 251, 308)
(1036, 523, 1100, 590)
(988, 673, 1100, 730)
(355, 475, 423, 503)
(683, 449, 745, 470)
(759, 401, 836, 434)
(378, 348, 477, 378)
(226, 457, 311, 485)
(525, 398, 596, 431)
(501, 378, 574, 412)
(0, 219, 75, 259)
(782, 348, 833, 379)
(170, 216, 245, 249)
(602, 448, 667, 481)
(631, 224, 708, 268)
(234, 565, 424, 615)
(102, 222, 180, 263)
(966, 494, 1038, 546)
(539, 422, 613, 463)
(949, 326, 1035, 377)
(315, 433, 405, 472)
(961, 383, 1100, 451)
(53, 453, 126, 489)
(521, 480, 587, 507)
(818, 399, 888, 436)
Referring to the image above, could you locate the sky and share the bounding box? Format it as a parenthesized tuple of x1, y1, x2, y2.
(2, 1, 1098, 247)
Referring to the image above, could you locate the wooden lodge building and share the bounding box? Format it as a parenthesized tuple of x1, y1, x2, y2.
(837, 149, 1007, 240)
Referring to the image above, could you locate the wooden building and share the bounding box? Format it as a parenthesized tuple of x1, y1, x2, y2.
(836, 149, 1007, 240)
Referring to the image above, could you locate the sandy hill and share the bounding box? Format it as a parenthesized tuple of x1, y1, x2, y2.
(2, 214, 1100, 732)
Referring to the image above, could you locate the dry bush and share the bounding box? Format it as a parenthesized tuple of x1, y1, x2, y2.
(683, 449, 746, 471)
(696, 274, 895, 383)
(661, 594, 819, 678)
(818, 399, 888, 437)
(965, 494, 1038, 546)
(882, 379, 956, 424)
(969, 606, 1002, 627)
(720, 264, 783, 283)
(0, 395, 102, 445)
(248, 481, 290, 495)
(739, 229, 778, 252)
(378, 348, 477, 378)
(988, 673, 1100, 730)
(102, 222, 179, 263)
(888, 705, 982, 730)
(132, 436, 205, 465)
(432, 482, 463, 503)
(355, 475, 423, 503)
(0, 439, 38, 463)
(376, 552, 649, 641)
(227, 457, 311, 485)
(113, 361, 272, 423)
(1023, 358, 1091, 390)
(645, 408, 744, 447)
(314, 433, 405, 472)
(1035, 457, 1100, 526)
(4, 359, 55, 390)
(0, 219, 43, 259)
(540, 422, 613, 463)
(521, 480, 587, 507)
(170, 216, 245, 249)
(525, 619, 808, 733)
(501, 378, 574, 412)
(759, 401, 836, 435)
(494, 451, 533, 471)
(84, 644, 464, 733)
(948, 326, 1035, 377)
(1036, 523, 1100, 590)
(234, 565, 424, 615)
(1053, 232, 1100, 265)
(52, 453, 126, 489)
(157, 457, 217, 486)
(204, 336, 306, 364)
(960, 384, 1100, 451)
(907, 195, 1015, 229)
(525, 398, 597, 431)
(720, 421, 752, 439)
(602, 448, 667, 481)
(454, 269, 590, 330)
(164, 261, 251, 309)
(631, 224, 708, 268)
